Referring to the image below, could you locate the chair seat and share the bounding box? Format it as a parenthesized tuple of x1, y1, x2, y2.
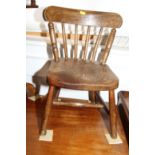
(47, 59, 119, 91)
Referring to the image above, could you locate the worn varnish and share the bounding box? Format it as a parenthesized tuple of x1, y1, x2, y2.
(43, 6, 122, 27)
(37, 6, 123, 139)
(26, 99, 128, 155)
(47, 59, 119, 91)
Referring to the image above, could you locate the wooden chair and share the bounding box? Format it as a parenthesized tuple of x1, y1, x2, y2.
(41, 6, 123, 139)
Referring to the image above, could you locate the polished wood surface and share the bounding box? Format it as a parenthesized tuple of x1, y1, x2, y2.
(89, 91, 97, 104)
(62, 23, 68, 59)
(53, 97, 103, 108)
(101, 28, 116, 64)
(48, 22, 59, 61)
(109, 90, 117, 138)
(44, 6, 122, 63)
(47, 59, 119, 91)
(27, 99, 128, 155)
(82, 26, 91, 60)
(33, 60, 51, 86)
(39, 6, 123, 138)
(41, 86, 55, 135)
(44, 6, 122, 27)
(90, 27, 103, 62)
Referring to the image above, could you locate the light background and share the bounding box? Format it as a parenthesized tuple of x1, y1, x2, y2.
(0, 1, 155, 155)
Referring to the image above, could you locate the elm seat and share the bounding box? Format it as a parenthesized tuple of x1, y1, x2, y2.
(47, 59, 119, 91)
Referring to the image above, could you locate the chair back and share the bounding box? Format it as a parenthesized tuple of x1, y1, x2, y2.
(43, 6, 123, 64)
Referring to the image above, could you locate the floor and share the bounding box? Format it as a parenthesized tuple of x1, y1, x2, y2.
(26, 98, 128, 155)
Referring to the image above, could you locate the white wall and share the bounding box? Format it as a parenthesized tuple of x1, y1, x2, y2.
(26, 0, 129, 36)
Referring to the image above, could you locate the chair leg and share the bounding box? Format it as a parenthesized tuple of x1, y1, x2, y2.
(88, 91, 97, 104)
(41, 85, 54, 135)
(109, 89, 117, 139)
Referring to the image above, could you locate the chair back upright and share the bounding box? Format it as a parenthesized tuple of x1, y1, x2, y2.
(43, 6, 123, 64)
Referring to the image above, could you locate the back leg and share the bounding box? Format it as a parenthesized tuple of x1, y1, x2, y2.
(88, 91, 97, 104)
(109, 89, 117, 138)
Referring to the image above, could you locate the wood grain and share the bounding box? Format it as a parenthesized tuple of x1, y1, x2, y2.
(53, 97, 103, 108)
(48, 22, 59, 61)
(41, 86, 54, 135)
(109, 89, 117, 138)
(39, 6, 123, 139)
(61, 23, 68, 59)
(47, 59, 119, 91)
(27, 99, 128, 155)
(44, 6, 122, 27)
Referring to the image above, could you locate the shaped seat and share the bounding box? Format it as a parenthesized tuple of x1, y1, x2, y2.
(47, 59, 118, 91)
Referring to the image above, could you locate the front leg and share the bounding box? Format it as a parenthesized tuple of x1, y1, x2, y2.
(41, 85, 54, 135)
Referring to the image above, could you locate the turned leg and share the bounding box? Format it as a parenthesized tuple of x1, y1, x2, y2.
(41, 85, 54, 135)
(109, 89, 117, 138)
